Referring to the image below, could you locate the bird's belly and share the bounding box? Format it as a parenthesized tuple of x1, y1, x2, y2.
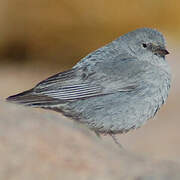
(68, 90, 166, 134)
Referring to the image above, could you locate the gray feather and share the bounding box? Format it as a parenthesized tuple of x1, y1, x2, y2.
(7, 28, 171, 135)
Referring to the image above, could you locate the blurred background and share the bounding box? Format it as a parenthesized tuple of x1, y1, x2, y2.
(0, 0, 180, 68)
(1, 0, 180, 179)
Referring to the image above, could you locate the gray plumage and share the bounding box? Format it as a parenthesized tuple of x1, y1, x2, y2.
(7, 28, 171, 136)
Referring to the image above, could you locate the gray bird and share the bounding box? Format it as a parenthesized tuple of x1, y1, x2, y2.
(7, 28, 171, 146)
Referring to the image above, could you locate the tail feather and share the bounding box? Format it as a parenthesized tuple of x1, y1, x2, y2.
(6, 89, 62, 107)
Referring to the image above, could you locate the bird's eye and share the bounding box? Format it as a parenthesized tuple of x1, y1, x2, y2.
(142, 43, 147, 48)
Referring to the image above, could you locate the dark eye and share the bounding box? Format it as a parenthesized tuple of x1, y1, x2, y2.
(142, 43, 147, 48)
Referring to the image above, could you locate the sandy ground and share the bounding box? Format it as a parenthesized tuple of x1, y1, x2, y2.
(1, 101, 180, 180)
(0, 43, 180, 179)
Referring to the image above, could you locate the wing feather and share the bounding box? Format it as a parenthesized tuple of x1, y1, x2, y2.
(40, 83, 103, 100)
(7, 54, 144, 107)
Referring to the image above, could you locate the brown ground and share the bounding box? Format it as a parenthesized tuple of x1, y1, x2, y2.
(0, 43, 180, 179)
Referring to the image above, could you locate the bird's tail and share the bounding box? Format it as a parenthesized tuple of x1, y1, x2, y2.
(6, 89, 61, 107)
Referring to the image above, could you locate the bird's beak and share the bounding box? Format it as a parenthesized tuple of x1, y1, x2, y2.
(155, 46, 170, 57)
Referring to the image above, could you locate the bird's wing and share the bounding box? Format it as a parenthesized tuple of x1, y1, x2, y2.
(7, 68, 104, 105)
(33, 68, 104, 100)
(7, 54, 147, 106)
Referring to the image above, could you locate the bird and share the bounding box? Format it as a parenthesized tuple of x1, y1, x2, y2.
(7, 28, 171, 147)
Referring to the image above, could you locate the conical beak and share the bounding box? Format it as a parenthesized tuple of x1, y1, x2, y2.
(155, 47, 170, 57)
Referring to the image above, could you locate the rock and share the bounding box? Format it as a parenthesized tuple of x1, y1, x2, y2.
(0, 101, 180, 180)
